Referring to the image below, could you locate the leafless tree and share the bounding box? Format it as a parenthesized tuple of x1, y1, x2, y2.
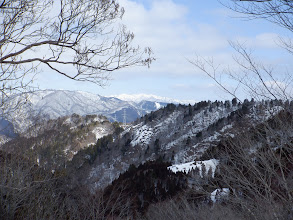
(189, 1, 293, 219)
(144, 195, 246, 220)
(213, 110, 293, 219)
(0, 1, 154, 217)
(0, 150, 136, 219)
(223, 0, 293, 34)
(190, 41, 293, 102)
(0, 0, 154, 119)
(191, 0, 293, 101)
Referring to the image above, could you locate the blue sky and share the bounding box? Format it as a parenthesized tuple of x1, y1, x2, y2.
(36, 0, 293, 102)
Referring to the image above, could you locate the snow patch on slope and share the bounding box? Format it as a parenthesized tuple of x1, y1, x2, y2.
(131, 123, 154, 146)
(211, 188, 230, 203)
(168, 159, 219, 178)
(165, 108, 230, 151)
(155, 102, 161, 109)
(92, 127, 108, 140)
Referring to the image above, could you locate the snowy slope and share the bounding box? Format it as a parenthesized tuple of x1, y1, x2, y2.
(168, 159, 219, 178)
(85, 102, 236, 189)
(84, 99, 284, 189)
(2, 114, 115, 166)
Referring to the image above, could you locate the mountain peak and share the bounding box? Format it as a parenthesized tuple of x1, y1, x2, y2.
(108, 93, 196, 104)
(3, 90, 173, 134)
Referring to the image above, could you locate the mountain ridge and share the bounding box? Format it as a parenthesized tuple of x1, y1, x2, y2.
(109, 93, 196, 104)
(2, 96, 290, 219)
(2, 89, 173, 135)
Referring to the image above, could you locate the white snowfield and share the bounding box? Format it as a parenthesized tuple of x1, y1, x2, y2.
(168, 159, 219, 178)
(110, 93, 196, 105)
(130, 124, 154, 146)
(92, 127, 109, 140)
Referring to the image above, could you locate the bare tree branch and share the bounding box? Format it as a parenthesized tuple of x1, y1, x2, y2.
(0, 0, 154, 120)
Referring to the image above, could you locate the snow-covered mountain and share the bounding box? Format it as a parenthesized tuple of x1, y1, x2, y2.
(2, 114, 116, 167)
(2, 96, 290, 218)
(110, 93, 196, 105)
(2, 96, 291, 219)
(3, 90, 170, 134)
(72, 99, 282, 189)
(72, 98, 287, 190)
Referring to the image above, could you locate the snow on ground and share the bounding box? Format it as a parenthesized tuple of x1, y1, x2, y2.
(220, 124, 233, 132)
(92, 127, 108, 140)
(64, 117, 73, 125)
(131, 124, 154, 146)
(93, 115, 105, 123)
(210, 188, 230, 203)
(155, 102, 161, 109)
(165, 108, 232, 151)
(168, 161, 196, 173)
(263, 106, 283, 120)
(154, 111, 181, 132)
(0, 135, 12, 145)
(168, 159, 219, 178)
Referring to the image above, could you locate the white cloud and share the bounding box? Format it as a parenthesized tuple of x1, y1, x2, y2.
(32, 0, 293, 102)
(171, 84, 192, 90)
(234, 32, 280, 49)
(150, 0, 188, 22)
(117, 0, 229, 79)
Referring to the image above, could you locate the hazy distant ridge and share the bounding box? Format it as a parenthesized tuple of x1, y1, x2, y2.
(4, 90, 171, 133)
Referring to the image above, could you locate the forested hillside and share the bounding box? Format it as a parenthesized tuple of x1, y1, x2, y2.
(2, 97, 293, 219)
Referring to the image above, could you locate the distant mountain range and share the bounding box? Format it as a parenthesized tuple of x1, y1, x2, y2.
(110, 94, 196, 105)
(10, 97, 281, 190)
(1, 95, 289, 218)
(7, 90, 283, 190)
(1, 90, 184, 136)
